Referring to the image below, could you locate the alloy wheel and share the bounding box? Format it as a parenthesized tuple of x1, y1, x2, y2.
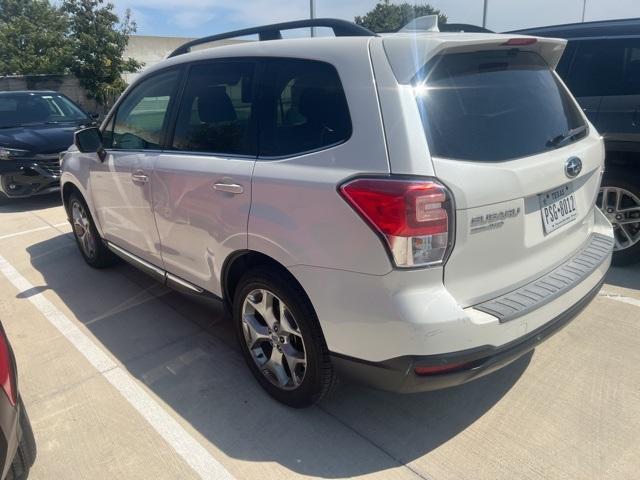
(241, 289, 307, 390)
(71, 201, 97, 259)
(597, 186, 640, 251)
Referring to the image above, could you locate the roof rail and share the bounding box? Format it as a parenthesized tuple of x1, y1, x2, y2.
(168, 18, 378, 58)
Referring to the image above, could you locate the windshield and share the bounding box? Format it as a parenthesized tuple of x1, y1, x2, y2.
(414, 50, 587, 161)
(0, 92, 89, 129)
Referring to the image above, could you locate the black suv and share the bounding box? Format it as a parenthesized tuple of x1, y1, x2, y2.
(514, 18, 640, 265)
(0, 91, 97, 199)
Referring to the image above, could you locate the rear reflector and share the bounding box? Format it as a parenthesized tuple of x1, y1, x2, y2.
(0, 328, 16, 406)
(339, 177, 453, 267)
(502, 37, 537, 46)
(414, 361, 474, 376)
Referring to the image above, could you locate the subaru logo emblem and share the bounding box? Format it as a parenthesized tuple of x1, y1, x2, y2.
(565, 157, 582, 178)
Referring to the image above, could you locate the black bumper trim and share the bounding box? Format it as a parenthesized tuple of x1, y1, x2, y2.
(330, 276, 605, 393)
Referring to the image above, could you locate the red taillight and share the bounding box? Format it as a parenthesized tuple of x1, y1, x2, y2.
(0, 330, 16, 406)
(502, 37, 537, 46)
(339, 178, 453, 267)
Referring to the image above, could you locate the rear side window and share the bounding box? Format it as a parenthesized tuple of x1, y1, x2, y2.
(565, 39, 640, 97)
(414, 50, 586, 162)
(259, 59, 352, 157)
(171, 61, 257, 156)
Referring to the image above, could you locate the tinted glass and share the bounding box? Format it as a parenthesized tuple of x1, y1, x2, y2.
(0, 92, 88, 128)
(259, 59, 352, 157)
(108, 69, 180, 150)
(414, 50, 586, 162)
(171, 62, 256, 155)
(565, 39, 640, 97)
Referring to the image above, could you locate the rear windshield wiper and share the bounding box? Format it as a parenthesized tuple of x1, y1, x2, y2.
(547, 125, 588, 148)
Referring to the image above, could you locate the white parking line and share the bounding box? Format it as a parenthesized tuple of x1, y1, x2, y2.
(599, 290, 640, 308)
(0, 222, 69, 240)
(0, 254, 235, 480)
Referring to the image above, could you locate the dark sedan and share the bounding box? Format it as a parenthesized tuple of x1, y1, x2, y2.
(0, 91, 97, 198)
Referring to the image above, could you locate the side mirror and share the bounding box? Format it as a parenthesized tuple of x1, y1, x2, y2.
(74, 127, 107, 161)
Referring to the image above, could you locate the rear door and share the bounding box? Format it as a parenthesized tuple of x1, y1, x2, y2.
(411, 47, 603, 306)
(151, 60, 258, 296)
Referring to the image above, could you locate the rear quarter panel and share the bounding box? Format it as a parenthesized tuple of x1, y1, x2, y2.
(248, 40, 393, 275)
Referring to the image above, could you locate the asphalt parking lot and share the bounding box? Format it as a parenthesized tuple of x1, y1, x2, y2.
(0, 193, 638, 480)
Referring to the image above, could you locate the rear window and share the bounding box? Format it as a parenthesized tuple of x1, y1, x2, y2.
(258, 59, 352, 157)
(414, 50, 586, 161)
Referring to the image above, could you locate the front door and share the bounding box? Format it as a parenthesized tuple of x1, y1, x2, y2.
(92, 68, 182, 265)
(151, 61, 258, 295)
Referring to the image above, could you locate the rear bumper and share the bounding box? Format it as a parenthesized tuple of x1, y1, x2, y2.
(292, 208, 614, 393)
(331, 276, 605, 393)
(0, 158, 61, 198)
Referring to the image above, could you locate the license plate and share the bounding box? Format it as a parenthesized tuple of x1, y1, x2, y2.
(539, 183, 578, 234)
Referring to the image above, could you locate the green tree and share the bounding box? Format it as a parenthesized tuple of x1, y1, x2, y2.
(355, 0, 447, 33)
(0, 0, 70, 75)
(62, 0, 141, 105)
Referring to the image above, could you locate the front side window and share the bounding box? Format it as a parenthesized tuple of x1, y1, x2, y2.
(106, 69, 180, 150)
(565, 39, 640, 97)
(171, 61, 257, 156)
(414, 50, 586, 162)
(259, 59, 352, 157)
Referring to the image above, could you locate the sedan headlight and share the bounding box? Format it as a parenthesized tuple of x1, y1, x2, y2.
(0, 147, 29, 160)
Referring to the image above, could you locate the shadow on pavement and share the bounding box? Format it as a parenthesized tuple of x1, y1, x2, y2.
(0, 192, 62, 213)
(25, 233, 529, 478)
(606, 263, 640, 290)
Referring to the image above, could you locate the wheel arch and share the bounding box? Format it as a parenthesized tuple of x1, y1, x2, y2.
(61, 179, 104, 238)
(62, 181, 82, 217)
(222, 250, 312, 311)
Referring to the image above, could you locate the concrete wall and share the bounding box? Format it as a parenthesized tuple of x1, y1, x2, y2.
(0, 74, 106, 114)
(123, 35, 246, 84)
(123, 35, 195, 84)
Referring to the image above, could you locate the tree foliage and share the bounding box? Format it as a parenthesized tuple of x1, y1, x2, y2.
(355, 0, 447, 33)
(0, 0, 70, 75)
(62, 0, 141, 105)
(0, 0, 141, 104)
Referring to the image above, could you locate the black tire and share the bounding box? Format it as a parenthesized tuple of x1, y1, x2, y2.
(67, 192, 117, 268)
(7, 399, 36, 480)
(232, 266, 335, 407)
(599, 170, 640, 266)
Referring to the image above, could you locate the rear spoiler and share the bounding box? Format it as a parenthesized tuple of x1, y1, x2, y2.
(381, 34, 567, 84)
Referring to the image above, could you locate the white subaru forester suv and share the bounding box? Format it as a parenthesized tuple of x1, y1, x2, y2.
(61, 19, 614, 407)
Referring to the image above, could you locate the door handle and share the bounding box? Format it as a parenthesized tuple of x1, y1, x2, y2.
(213, 182, 243, 194)
(131, 170, 149, 184)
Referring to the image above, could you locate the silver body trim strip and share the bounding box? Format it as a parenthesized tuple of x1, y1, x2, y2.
(107, 242, 165, 277)
(106, 242, 204, 295)
(166, 272, 204, 293)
